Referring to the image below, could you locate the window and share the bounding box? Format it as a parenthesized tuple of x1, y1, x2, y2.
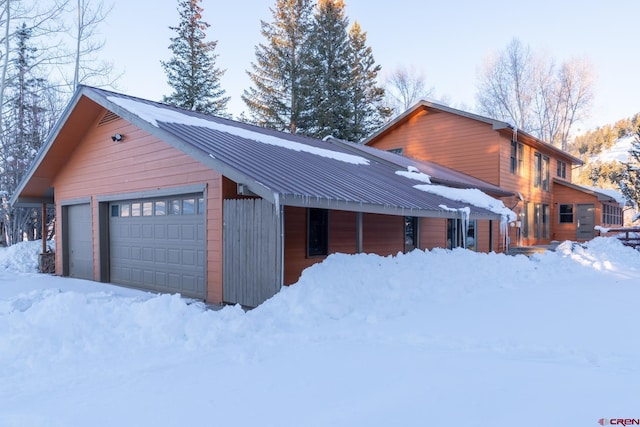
(510, 141, 524, 175)
(559, 204, 574, 223)
(308, 209, 328, 256)
(142, 202, 153, 216)
(447, 219, 476, 250)
(534, 203, 550, 239)
(121, 203, 130, 217)
(534, 153, 550, 191)
(111, 205, 119, 217)
(182, 198, 195, 215)
(602, 204, 623, 225)
(131, 202, 141, 217)
(404, 217, 418, 252)
(557, 160, 567, 179)
(522, 202, 530, 239)
(198, 197, 205, 214)
(155, 201, 166, 216)
(170, 199, 181, 215)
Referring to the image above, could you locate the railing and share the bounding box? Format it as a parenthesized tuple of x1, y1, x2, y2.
(596, 226, 640, 249)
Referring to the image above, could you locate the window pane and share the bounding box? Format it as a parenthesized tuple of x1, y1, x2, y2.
(559, 204, 573, 223)
(308, 209, 328, 256)
(170, 200, 181, 215)
(155, 201, 166, 216)
(197, 197, 205, 215)
(182, 198, 195, 215)
(534, 153, 542, 188)
(543, 204, 550, 239)
(131, 202, 141, 216)
(121, 203, 130, 217)
(111, 205, 119, 217)
(143, 202, 153, 216)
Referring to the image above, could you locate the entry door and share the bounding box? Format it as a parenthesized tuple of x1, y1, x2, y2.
(576, 204, 595, 241)
(66, 203, 94, 280)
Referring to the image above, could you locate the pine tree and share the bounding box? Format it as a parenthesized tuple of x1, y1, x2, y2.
(297, 0, 351, 139)
(621, 126, 640, 219)
(346, 21, 390, 142)
(242, 0, 314, 133)
(161, 0, 229, 115)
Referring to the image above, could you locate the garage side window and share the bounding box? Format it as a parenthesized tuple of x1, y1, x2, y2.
(308, 208, 328, 257)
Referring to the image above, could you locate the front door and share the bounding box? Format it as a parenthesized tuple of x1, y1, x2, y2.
(576, 204, 595, 241)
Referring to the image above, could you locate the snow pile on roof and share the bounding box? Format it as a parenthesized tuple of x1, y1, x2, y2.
(584, 185, 627, 206)
(107, 96, 369, 166)
(415, 183, 516, 221)
(2, 237, 639, 425)
(395, 166, 432, 183)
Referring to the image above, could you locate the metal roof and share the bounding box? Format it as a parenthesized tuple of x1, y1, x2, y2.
(12, 86, 509, 221)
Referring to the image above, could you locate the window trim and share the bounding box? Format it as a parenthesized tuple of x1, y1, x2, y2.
(559, 204, 574, 224)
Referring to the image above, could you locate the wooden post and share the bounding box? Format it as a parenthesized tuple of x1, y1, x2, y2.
(42, 203, 47, 253)
(356, 212, 363, 253)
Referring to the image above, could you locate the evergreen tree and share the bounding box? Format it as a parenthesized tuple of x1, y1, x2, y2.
(621, 126, 640, 219)
(0, 23, 56, 244)
(298, 0, 351, 139)
(346, 21, 389, 142)
(161, 0, 229, 115)
(242, 0, 314, 133)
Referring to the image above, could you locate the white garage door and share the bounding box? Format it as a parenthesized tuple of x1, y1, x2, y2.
(109, 194, 206, 299)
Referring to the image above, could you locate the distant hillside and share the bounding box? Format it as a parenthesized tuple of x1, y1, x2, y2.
(568, 115, 639, 189)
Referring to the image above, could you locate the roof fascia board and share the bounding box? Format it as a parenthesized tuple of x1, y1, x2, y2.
(279, 193, 502, 220)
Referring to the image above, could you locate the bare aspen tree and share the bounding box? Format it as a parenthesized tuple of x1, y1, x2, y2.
(476, 38, 594, 149)
(383, 65, 434, 116)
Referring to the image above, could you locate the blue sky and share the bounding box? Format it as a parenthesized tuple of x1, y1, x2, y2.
(102, 0, 639, 132)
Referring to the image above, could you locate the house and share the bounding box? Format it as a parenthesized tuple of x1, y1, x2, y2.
(364, 100, 625, 247)
(11, 86, 513, 307)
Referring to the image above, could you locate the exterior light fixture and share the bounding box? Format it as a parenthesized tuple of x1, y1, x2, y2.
(111, 133, 123, 142)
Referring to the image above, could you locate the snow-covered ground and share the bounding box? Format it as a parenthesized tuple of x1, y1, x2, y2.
(1, 239, 639, 426)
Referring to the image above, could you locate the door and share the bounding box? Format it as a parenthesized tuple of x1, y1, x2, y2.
(66, 203, 94, 280)
(576, 204, 595, 241)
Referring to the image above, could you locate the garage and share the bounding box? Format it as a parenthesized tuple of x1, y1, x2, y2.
(108, 194, 206, 299)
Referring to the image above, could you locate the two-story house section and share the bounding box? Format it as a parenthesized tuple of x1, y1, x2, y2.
(363, 100, 619, 248)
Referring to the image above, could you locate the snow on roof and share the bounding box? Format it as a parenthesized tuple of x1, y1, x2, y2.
(395, 166, 432, 184)
(583, 185, 627, 205)
(414, 184, 517, 222)
(107, 96, 369, 166)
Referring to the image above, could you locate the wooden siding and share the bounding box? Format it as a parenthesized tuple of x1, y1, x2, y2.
(552, 184, 601, 242)
(369, 109, 502, 186)
(369, 107, 572, 247)
(283, 208, 404, 286)
(419, 217, 447, 250)
(52, 115, 225, 303)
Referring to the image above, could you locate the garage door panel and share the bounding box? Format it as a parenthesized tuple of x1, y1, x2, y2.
(109, 194, 205, 300)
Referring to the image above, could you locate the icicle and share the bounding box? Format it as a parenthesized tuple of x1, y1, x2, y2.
(274, 192, 280, 217)
(460, 207, 470, 249)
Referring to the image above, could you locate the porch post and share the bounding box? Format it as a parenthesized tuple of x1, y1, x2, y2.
(41, 203, 47, 253)
(489, 220, 494, 252)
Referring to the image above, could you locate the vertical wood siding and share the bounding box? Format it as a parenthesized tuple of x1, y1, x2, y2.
(52, 116, 225, 303)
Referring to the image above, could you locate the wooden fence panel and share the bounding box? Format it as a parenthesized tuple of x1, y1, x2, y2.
(223, 199, 282, 307)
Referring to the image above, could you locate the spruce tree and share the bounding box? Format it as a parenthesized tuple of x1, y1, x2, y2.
(161, 0, 229, 115)
(347, 21, 390, 142)
(621, 126, 640, 219)
(242, 0, 314, 133)
(298, 0, 351, 139)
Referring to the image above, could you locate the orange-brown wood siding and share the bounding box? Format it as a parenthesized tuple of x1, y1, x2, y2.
(419, 217, 447, 250)
(552, 184, 601, 242)
(52, 116, 225, 303)
(283, 208, 404, 285)
(369, 108, 577, 247)
(369, 109, 502, 186)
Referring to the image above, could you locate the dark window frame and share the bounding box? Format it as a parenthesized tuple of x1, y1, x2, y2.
(557, 160, 567, 179)
(559, 204, 574, 223)
(307, 208, 329, 257)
